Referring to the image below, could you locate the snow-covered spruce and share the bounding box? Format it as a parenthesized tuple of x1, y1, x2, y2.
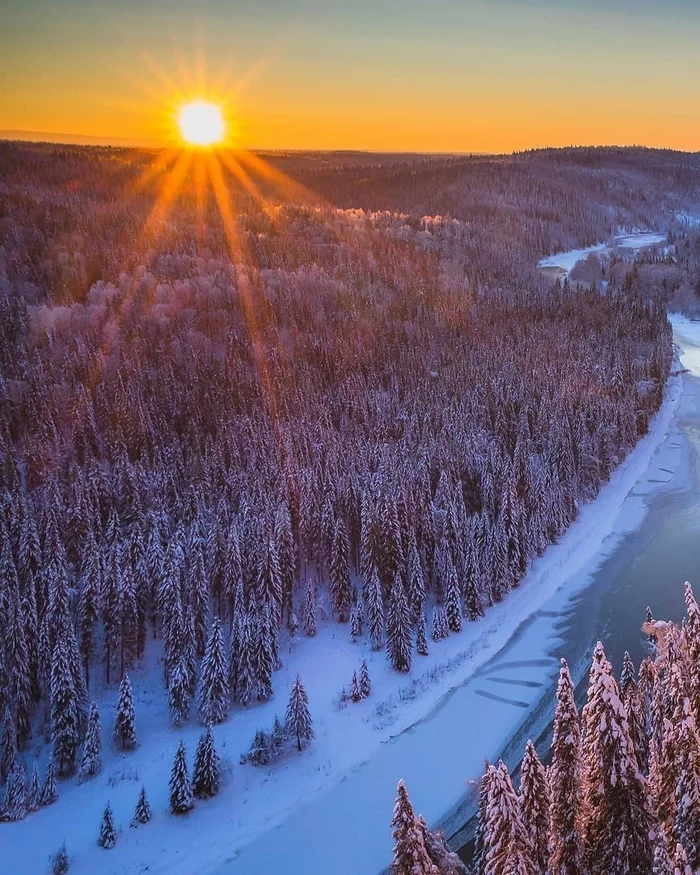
(50, 842, 69, 875)
(78, 701, 102, 782)
(192, 726, 220, 799)
(169, 740, 195, 815)
(97, 803, 116, 849)
(113, 673, 138, 751)
(285, 674, 313, 752)
(197, 617, 229, 725)
(130, 785, 152, 827)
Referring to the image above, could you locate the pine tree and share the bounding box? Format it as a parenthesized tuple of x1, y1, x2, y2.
(113, 673, 138, 751)
(367, 566, 384, 651)
(3, 761, 27, 821)
(443, 553, 462, 633)
(386, 573, 412, 672)
(673, 720, 700, 869)
(0, 706, 17, 785)
(130, 785, 152, 827)
(350, 601, 363, 641)
(197, 617, 229, 725)
(582, 641, 652, 875)
(51, 842, 69, 875)
(302, 577, 317, 636)
(519, 739, 550, 873)
(549, 658, 583, 875)
(330, 520, 352, 623)
(350, 671, 362, 703)
(418, 816, 467, 874)
(27, 759, 41, 810)
(236, 613, 256, 707)
(482, 760, 534, 875)
(78, 701, 102, 782)
(416, 609, 429, 655)
(390, 780, 439, 875)
(254, 603, 275, 702)
(406, 532, 426, 622)
(97, 803, 116, 849)
(192, 726, 220, 800)
(431, 605, 449, 642)
(285, 675, 313, 752)
(168, 652, 191, 727)
(270, 714, 286, 761)
(40, 758, 58, 806)
(359, 659, 371, 698)
(169, 741, 194, 814)
(51, 636, 79, 776)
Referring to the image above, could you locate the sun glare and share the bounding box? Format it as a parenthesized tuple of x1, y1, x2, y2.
(178, 100, 224, 146)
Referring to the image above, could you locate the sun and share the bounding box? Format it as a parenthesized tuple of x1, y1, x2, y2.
(178, 100, 225, 146)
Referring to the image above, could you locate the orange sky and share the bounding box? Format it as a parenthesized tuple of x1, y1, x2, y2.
(1, 0, 699, 152)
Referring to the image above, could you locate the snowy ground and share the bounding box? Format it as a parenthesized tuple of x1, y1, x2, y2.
(537, 230, 667, 275)
(4, 276, 689, 875)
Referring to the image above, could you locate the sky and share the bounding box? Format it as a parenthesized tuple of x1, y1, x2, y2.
(1, 0, 699, 153)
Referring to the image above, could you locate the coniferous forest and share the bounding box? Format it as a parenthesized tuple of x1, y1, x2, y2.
(392, 583, 700, 875)
(2, 142, 700, 870)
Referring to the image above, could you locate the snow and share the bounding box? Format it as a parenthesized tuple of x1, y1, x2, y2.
(537, 231, 667, 276)
(6, 314, 692, 875)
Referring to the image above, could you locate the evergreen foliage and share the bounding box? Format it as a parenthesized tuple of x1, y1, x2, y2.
(169, 740, 195, 815)
(192, 726, 220, 799)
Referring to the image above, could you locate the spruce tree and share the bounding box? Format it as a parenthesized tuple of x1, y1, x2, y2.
(549, 658, 583, 875)
(582, 642, 652, 875)
(97, 802, 116, 849)
(673, 720, 700, 870)
(0, 706, 17, 785)
(51, 637, 79, 776)
(386, 573, 412, 672)
(302, 577, 317, 637)
(482, 760, 534, 875)
(78, 701, 102, 782)
(168, 652, 191, 727)
(416, 609, 429, 656)
(197, 617, 229, 725)
(254, 603, 275, 702)
(3, 761, 27, 821)
(268, 715, 286, 761)
(367, 566, 384, 651)
(131, 785, 152, 827)
(51, 843, 69, 875)
(169, 740, 194, 814)
(236, 613, 256, 707)
(350, 671, 362, 703)
(113, 673, 138, 751)
(330, 520, 352, 623)
(418, 816, 467, 875)
(390, 780, 439, 875)
(285, 675, 313, 752)
(406, 532, 426, 622)
(192, 726, 220, 800)
(27, 759, 41, 810)
(40, 758, 58, 806)
(519, 739, 550, 873)
(350, 601, 363, 641)
(443, 553, 462, 633)
(359, 659, 371, 698)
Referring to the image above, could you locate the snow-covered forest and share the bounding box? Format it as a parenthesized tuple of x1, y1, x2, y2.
(1, 141, 700, 871)
(390, 583, 700, 875)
